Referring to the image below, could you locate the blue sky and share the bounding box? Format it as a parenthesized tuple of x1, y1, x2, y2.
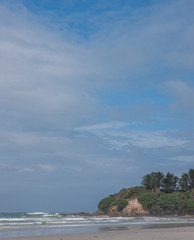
(0, 0, 194, 212)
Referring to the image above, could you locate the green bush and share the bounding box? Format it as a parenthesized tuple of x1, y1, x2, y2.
(117, 199, 128, 211)
(123, 186, 147, 199)
(109, 200, 119, 208)
(138, 191, 159, 210)
(120, 188, 127, 192)
(182, 190, 192, 199)
(150, 205, 164, 216)
(115, 188, 130, 199)
(189, 191, 194, 199)
(186, 199, 194, 214)
(98, 195, 115, 213)
(158, 192, 186, 215)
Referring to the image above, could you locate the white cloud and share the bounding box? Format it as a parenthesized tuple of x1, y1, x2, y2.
(0, 0, 194, 129)
(75, 121, 188, 150)
(167, 80, 194, 112)
(0, 163, 34, 173)
(125, 131, 187, 148)
(171, 155, 194, 162)
(0, 1, 192, 157)
(19, 167, 35, 173)
(38, 164, 56, 172)
(84, 127, 188, 150)
(76, 121, 128, 131)
(0, 3, 99, 128)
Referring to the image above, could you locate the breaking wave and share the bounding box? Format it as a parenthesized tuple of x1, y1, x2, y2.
(0, 213, 194, 238)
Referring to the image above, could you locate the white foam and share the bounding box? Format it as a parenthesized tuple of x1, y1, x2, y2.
(26, 212, 47, 215)
(0, 218, 27, 222)
(63, 217, 86, 221)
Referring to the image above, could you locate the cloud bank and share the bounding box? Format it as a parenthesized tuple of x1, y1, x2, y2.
(0, 0, 194, 212)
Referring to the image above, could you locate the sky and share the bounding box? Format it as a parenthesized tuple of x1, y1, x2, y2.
(0, 0, 194, 213)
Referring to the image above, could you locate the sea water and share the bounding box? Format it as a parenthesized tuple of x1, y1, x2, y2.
(0, 212, 194, 238)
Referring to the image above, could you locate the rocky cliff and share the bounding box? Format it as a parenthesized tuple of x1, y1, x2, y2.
(107, 197, 149, 216)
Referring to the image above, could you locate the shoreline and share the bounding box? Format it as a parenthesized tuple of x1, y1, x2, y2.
(60, 211, 194, 218)
(1, 214, 194, 239)
(1, 224, 194, 240)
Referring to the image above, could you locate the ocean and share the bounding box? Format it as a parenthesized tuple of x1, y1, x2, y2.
(0, 212, 194, 238)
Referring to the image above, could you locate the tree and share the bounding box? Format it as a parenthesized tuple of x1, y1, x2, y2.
(141, 174, 152, 190)
(188, 169, 194, 191)
(150, 172, 158, 192)
(154, 171, 165, 192)
(179, 173, 189, 191)
(142, 172, 164, 192)
(162, 172, 179, 193)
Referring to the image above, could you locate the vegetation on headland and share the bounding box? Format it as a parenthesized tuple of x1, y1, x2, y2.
(98, 169, 194, 216)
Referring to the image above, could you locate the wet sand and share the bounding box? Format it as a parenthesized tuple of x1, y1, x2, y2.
(1, 225, 194, 240)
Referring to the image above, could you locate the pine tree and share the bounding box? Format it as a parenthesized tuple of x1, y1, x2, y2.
(142, 172, 164, 192)
(141, 174, 152, 190)
(162, 172, 179, 193)
(188, 169, 194, 191)
(179, 173, 189, 191)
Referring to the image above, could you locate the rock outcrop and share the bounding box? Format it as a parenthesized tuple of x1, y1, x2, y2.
(107, 198, 149, 216)
(122, 198, 149, 216)
(107, 206, 119, 215)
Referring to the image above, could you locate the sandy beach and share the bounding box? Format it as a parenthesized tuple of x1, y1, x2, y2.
(1, 225, 194, 240)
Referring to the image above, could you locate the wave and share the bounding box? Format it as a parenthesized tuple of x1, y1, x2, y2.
(0, 218, 28, 222)
(1, 214, 194, 231)
(26, 212, 48, 215)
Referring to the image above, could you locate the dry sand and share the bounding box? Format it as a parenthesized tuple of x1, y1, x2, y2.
(1, 226, 194, 240)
